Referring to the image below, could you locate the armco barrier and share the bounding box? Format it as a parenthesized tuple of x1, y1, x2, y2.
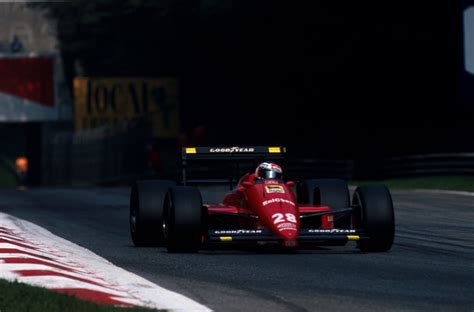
(44, 140, 474, 185)
(181, 153, 474, 181)
(45, 132, 72, 184)
(44, 119, 159, 185)
(285, 158, 354, 180)
(382, 153, 474, 178)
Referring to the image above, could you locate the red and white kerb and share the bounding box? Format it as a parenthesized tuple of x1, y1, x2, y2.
(0, 213, 210, 311)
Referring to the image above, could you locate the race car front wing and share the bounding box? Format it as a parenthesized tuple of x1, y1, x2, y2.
(206, 228, 369, 246)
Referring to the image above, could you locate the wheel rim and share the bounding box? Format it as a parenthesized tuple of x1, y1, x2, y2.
(162, 193, 172, 240)
(162, 220, 168, 239)
(352, 191, 363, 227)
(130, 203, 137, 234)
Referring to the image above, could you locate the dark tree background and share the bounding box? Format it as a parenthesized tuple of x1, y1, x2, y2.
(33, 0, 472, 159)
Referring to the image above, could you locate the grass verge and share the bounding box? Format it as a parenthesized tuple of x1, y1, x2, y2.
(0, 163, 17, 187)
(0, 279, 160, 312)
(351, 176, 474, 192)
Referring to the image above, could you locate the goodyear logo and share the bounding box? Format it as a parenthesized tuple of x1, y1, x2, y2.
(209, 147, 255, 153)
(308, 229, 356, 233)
(214, 230, 263, 234)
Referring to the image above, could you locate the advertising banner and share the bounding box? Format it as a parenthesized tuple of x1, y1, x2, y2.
(462, 0, 474, 108)
(74, 78, 179, 138)
(0, 54, 67, 121)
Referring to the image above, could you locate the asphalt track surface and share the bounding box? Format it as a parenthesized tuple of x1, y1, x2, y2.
(0, 186, 472, 311)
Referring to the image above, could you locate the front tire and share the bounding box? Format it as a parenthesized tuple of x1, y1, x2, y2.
(164, 186, 204, 253)
(130, 180, 174, 247)
(352, 184, 395, 252)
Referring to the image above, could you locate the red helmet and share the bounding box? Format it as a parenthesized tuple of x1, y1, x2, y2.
(255, 162, 282, 179)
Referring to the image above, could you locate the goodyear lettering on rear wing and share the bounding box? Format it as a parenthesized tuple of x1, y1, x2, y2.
(184, 146, 285, 155)
(209, 147, 255, 153)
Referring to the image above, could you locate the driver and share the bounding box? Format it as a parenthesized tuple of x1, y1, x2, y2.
(255, 162, 283, 180)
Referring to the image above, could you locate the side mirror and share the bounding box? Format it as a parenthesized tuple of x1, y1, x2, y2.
(239, 181, 252, 192)
(242, 181, 252, 188)
(286, 181, 296, 187)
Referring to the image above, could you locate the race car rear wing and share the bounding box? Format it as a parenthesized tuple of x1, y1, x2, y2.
(181, 146, 286, 186)
(182, 146, 286, 160)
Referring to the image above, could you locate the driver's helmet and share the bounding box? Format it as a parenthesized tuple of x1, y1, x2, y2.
(255, 162, 283, 180)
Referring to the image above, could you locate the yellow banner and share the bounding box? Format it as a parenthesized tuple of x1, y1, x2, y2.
(74, 78, 179, 138)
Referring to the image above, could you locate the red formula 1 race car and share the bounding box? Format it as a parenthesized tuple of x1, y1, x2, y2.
(130, 147, 395, 252)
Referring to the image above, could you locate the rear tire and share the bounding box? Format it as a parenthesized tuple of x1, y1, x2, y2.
(352, 185, 395, 252)
(298, 179, 351, 228)
(164, 186, 204, 253)
(130, 180, 174, 247)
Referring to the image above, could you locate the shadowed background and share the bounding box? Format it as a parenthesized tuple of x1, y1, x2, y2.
(0, 1, 473, 184)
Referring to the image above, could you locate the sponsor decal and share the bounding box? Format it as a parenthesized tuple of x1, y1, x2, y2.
(277, 222, 297, 232)
(74, 78, 179, 138)
(282, 240, 297, 247)
(308, 229, 356, 233)
(262, 198, 295, 206)
(347, 235, 360, 241)
(209, 147, 255, 153)
(265, 185, 285, 194)
(268, 147, 281, 153)
(213, 229, 263, 234)
(264, 180, 279, 184)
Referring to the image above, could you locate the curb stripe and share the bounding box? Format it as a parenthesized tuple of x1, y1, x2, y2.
(0, 243, 74, 259)
(15, 270, 118, 289)
(0, 233, 26, 241)
(3, 258, 81, 273)
(53, 288, 134, 306)
(16, 275, 137, 298)
(0, 238, 41, 250)
(0, 253, 90, 273)
(0, 248, 58, 261)
(1, 264, 99, 282)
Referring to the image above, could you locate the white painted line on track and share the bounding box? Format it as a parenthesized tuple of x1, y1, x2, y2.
(0, 212, 212, 311)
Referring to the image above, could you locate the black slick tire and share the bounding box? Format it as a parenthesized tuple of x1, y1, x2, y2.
(352, 184, 395, 252)
(130, 180, 174, 247)
(164, 186, 204, 253)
